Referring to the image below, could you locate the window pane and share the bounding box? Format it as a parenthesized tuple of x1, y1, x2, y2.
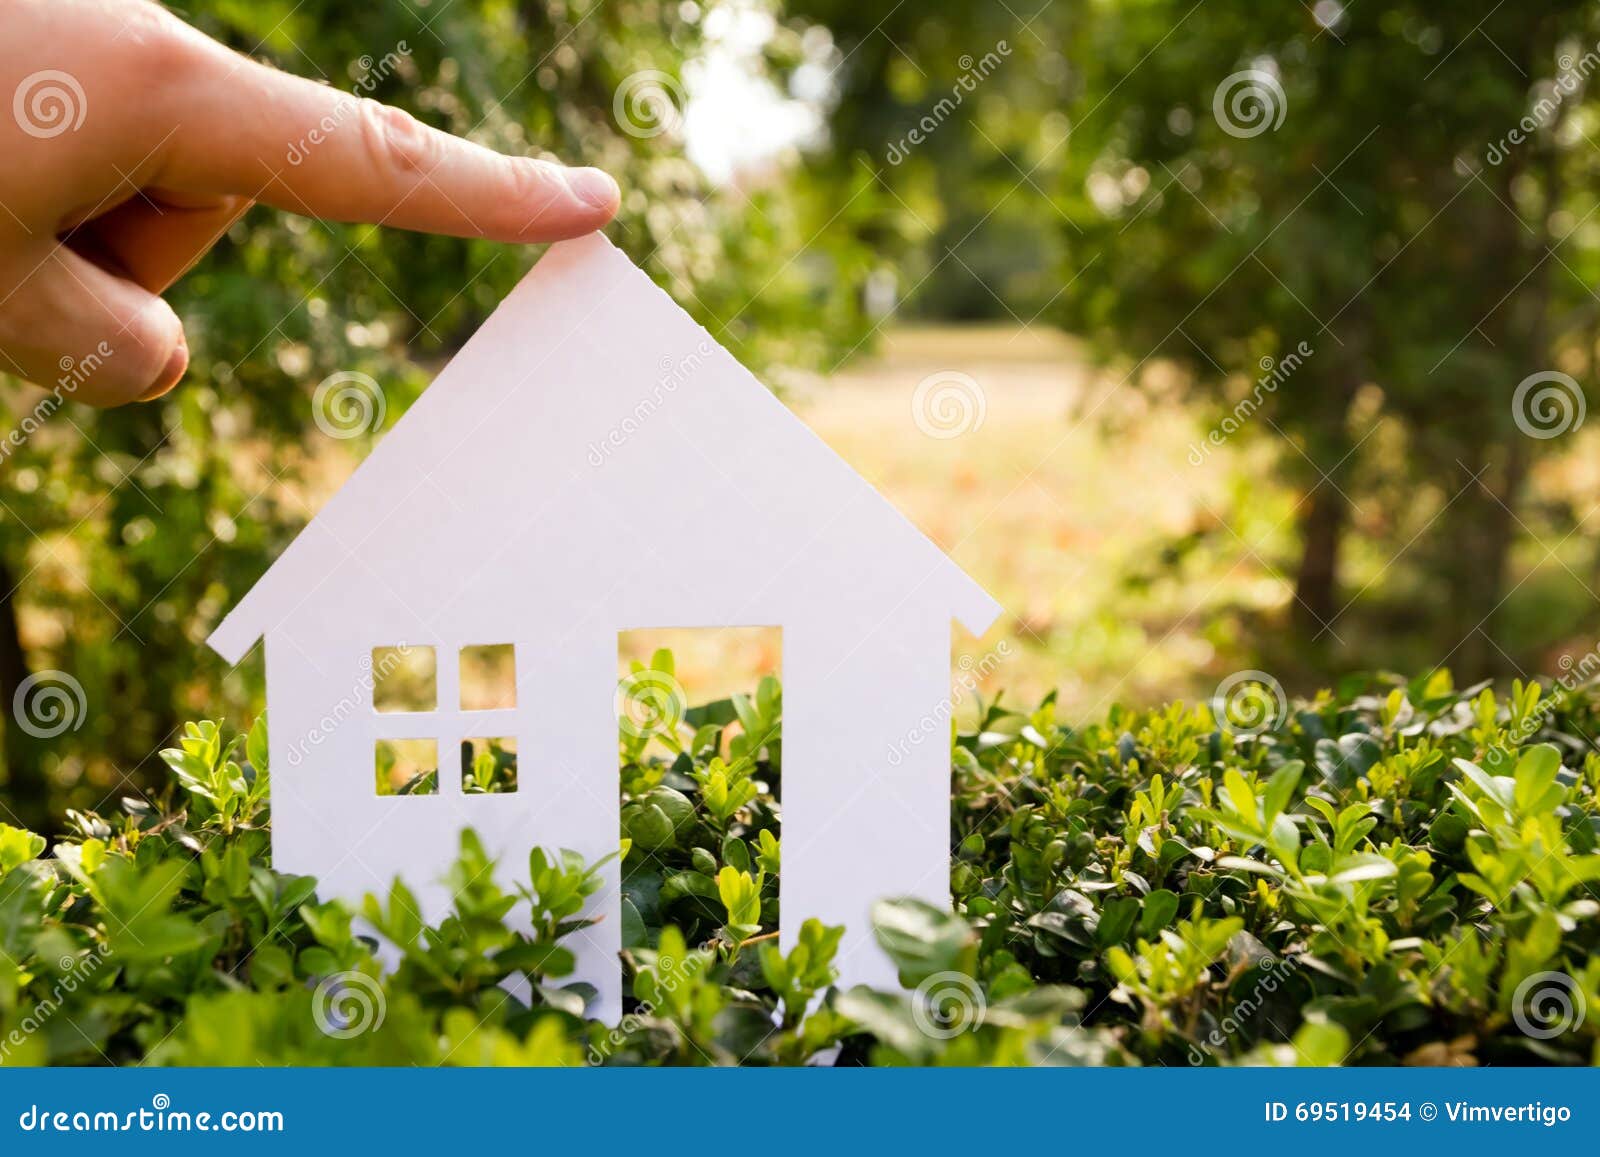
(461, 736, 517, 794)
(376, 738, 438, 796)
(460, 644, 516, 710)
(372, 646, 436, 713)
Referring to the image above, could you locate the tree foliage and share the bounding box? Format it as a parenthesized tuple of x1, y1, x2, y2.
(0, 0, 872, 825)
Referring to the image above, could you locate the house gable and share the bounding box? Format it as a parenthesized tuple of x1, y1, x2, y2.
(207, 233, 999, 663)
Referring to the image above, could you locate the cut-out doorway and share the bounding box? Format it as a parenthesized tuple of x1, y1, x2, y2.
(616, 627, 781, 956)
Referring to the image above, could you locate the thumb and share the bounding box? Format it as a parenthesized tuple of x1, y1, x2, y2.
(0, 240, 188, 407)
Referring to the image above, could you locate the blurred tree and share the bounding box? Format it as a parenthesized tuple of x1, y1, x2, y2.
(1052, 1, 1600, 669)
(781, 0, 1074, 320)
(0, 0, 872, 826)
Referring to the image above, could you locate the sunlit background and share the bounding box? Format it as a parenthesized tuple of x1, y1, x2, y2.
(5, 0, 1600, 825)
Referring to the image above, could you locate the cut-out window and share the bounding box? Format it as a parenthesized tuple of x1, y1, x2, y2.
(461, 736, 518, 794)
(460, 644, 516, 710)
(372, 646, 436, 713)
(376, 738, 439, 796)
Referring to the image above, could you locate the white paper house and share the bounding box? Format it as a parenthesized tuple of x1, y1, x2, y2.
(208, 234, 1000, 1021)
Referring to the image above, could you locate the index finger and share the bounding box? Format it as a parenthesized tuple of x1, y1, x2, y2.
(158, 38, 619, 243)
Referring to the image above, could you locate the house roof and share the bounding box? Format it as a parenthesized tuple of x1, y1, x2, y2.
(207, 233, 1000, 664)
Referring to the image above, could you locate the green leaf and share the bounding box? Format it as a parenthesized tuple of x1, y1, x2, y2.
(1262, 761, 1304, 823)
(870, 897, 973, 987)
(1139, 889, 1180, 937)
(1512, 744, 1565, 816)
(0, 825, 46, 876)
(1222, 769, 1259, 827)
(1325, 855, 1399, 885)
(1095, 897, 1140, 946)
(1290, 1019, 1350, 1066)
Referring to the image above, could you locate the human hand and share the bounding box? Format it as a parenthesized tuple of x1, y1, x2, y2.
(1, 0, 621, 407)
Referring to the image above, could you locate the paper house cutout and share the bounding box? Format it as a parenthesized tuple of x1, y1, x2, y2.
(208, 234, 1000, 1021)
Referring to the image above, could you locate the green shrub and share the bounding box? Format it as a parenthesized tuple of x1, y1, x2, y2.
(1, 668, 1597, 1066)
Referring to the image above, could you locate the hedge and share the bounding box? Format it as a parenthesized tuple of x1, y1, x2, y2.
(1, 658, 1597, 1067)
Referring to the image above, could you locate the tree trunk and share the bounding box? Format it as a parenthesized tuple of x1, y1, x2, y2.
(1294, 483, 1346, 634)
(1456, 87, 1559, 678)
(1291, 313, 1368, 640)
(1444, 446, 1528, 679)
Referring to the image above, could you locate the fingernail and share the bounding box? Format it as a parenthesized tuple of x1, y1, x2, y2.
(566, 167, 620, 211)
(140, 334, 188, 402)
